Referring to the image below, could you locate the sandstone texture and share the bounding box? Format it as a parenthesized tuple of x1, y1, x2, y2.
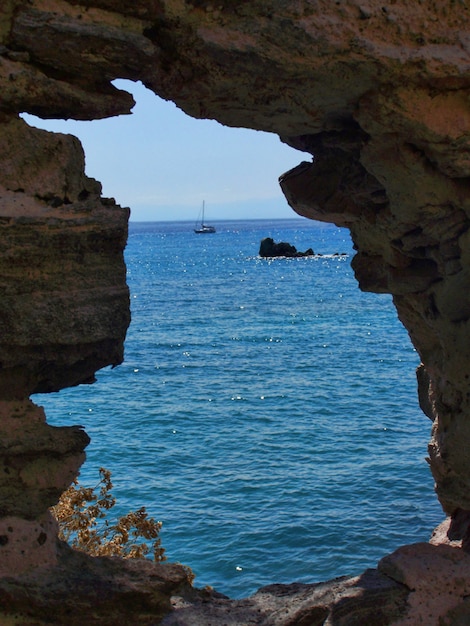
(1, 0, 470, 624)
(0, 541, 191, 625)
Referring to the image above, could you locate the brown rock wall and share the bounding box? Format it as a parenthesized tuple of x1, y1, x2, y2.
(0, 400, 89, 519)
(1, 0, 470, 623)
(0, 116, 130, 396)
(0, 542, 191, 625)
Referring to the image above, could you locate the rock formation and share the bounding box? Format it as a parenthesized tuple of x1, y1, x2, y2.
(259, 237, 314, 257)
(1, 0, 470, 623)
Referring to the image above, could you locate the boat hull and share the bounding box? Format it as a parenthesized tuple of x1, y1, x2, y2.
(194, 225, 216, 234)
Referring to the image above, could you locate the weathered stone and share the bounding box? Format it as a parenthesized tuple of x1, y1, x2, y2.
(0, 55, 136, 120)
(0, 1, 15, 44)
(162, 568, 409, 626)
(10, 3, 158, 85)
(0, 117, 130, 397)
(430, 511, 470, 551)
(0, 0, 469, 623)
(0, 400, 89, 519)
(0, 541, 192, 625)
(0, 513, 59, 577)
(0, 116, 99, 201)
(378, 543, 470, 626)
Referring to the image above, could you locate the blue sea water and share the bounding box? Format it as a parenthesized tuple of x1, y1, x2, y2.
(35, 218, 443, 598)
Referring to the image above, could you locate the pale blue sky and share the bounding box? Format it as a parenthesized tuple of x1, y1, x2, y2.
(23, 80, 306, 222)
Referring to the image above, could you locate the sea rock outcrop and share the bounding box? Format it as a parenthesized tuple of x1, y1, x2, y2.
(259, 237, 314, 258)
(1, 0, 470, 624)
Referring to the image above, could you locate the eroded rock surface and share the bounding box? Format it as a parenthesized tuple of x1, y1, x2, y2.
(0, 115, 130, 397)
(0, 541, 191, 626)
(1, 0, 470, 624)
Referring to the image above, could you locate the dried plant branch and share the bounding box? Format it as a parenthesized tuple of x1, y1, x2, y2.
(51, 467, 166, 561)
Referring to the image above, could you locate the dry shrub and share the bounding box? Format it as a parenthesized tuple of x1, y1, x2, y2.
(51, 467, 166, 561)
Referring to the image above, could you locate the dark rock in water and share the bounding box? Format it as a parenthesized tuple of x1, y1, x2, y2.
(259, 237, 314, 258)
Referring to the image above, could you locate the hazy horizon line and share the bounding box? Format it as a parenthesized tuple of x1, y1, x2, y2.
(129, 215, 314, 223)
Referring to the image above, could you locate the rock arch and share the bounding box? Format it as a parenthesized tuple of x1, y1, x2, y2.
(1, 1, 470, 623)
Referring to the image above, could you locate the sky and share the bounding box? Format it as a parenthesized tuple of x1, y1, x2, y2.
(23, 80, 308, 222)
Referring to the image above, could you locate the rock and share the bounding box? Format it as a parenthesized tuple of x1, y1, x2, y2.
(0, 541, 192, 626)
(1, 0, 470, 623)
(0, 117, 130, 398)
(162, 568, 409, 626)
(378, 543, 470, 626)
(0, 400, 89, 523)
(259, 237, 314, 258)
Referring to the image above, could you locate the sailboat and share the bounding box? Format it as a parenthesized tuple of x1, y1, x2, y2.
(194, 200, 216, 234)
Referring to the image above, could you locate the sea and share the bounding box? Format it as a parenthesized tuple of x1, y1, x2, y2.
(34, 218, 443, 599)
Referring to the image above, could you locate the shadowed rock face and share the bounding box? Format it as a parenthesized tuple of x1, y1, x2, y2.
(1, 1, 470, 624)
(0, 116, 130, 398)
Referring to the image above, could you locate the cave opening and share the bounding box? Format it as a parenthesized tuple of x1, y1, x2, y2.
(26, 80, 441, 599)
